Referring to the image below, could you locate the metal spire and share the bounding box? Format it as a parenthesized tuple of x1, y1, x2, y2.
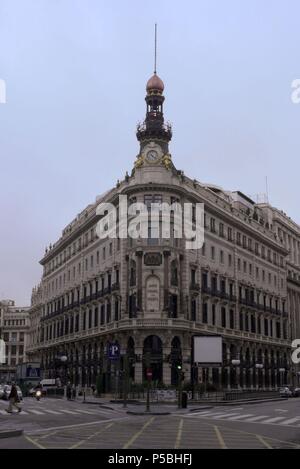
(154, 23, 157, 74)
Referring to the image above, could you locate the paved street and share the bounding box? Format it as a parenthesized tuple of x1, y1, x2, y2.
(0, 397, 300, 449)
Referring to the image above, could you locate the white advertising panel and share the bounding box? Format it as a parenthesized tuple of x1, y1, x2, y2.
(193, 336, 222, 364)
(0, 339, 6, 364)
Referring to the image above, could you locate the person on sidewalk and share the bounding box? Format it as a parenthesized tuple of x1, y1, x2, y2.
(72, 384, 76, 400)
(6, 383, 22, 413)
(66, 382, 72, 400)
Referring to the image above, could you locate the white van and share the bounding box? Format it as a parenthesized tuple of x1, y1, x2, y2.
(29, 378, 61, 396)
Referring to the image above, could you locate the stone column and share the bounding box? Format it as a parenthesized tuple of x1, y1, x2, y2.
(179, 254, 184, 317)
(136, 250, 143, 311)
(163, 251, 171, 310)
(226, 345, 231, 389)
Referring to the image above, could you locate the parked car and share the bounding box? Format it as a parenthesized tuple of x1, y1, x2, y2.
(291, 387, 300, 397)
(1, 385, 23, 401)
(279, 386, 293, 398)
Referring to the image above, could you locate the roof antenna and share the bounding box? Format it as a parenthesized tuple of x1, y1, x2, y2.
(154, 23, 157, 74)
(265, 176, 269, 203)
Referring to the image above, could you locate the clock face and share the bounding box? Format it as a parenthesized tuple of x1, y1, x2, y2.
(146, 149, 159, 162)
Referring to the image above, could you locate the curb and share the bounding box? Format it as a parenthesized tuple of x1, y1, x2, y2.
(127, 411, 170, 416)
(82, 401, 115, 410)
(0, 429, 23, 439)
(203, 398, 287, 406)
(189, 406, 214, 412)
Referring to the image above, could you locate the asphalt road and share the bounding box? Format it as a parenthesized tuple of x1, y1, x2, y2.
(0, 397, 300, 449)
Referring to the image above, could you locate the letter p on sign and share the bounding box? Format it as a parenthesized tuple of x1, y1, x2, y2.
(0, 339, 6, 364)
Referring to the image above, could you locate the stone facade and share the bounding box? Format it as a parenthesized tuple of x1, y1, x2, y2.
(26, 72, 298, 391)
(0, 300, 30, 382)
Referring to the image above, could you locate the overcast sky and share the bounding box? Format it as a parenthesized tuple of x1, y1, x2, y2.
(1, 0, 300, 306)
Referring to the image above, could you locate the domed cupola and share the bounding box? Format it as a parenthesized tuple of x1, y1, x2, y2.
(136, 25, 172, 154)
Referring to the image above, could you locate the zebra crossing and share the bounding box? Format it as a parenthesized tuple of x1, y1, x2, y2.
(0, 400, 119, 418)
(182, 409, 300, 427)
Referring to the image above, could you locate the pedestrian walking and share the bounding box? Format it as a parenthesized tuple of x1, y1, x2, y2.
(66, 382, 72, 400)
(6, 383, 22, 413)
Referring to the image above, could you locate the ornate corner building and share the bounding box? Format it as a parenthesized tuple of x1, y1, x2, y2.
(26, 70, 300, 391)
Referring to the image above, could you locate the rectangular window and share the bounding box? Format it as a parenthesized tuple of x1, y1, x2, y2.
(221, 307, 226, 328)
(212, 304, 216, 325)
(101, 305, 105, 324)
(114, 301, 119, 321)
(202, 303, 207, 323)
(228, 227, 233, 241)
(106, 303, 111, 323)
(191, 299, 196, 321)
(229, 310, 234, 329)
(210, 218, 216, 233)
(191, 269, 196, 285)
(94, 307, 98, 327)
(220, 250, 224, 264)
(211, 246, 215, 260)
(219, 223, 224, 237)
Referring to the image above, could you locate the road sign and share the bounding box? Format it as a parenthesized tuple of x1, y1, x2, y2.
(108, 342, 120, 360)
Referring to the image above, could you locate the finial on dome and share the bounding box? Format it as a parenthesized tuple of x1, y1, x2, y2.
(154, 23, 157, 74)
(146, 23, 165, 93)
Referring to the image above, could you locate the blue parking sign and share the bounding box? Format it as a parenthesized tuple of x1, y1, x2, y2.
(108, 342, 120, 360)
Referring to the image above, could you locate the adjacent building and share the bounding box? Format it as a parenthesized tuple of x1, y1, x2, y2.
(0, 300, 30, 382)
(26, 70, 298, 391)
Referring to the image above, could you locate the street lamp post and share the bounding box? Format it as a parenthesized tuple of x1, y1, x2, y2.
(231, 360, 240, 389)
(279, 368, 285, 387)
(255, 363, 263, 390)
(176, 364, 183, 409)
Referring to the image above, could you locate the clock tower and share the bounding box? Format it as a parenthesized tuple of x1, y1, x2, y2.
(136, 72, 172, 156)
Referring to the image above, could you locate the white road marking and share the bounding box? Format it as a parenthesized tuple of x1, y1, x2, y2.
(26, 416, 129, 435)
(26, 409, 45, 415)
(244, 415, 269, 422)
(73, 409, 97, 415)
(57, 409, 81, 415)
(281, 417, 300, 425)
(40, 409, 61, 415)
(210, 413, 241, 419)
(226, 414, 254, 421)
(262, 416, 287, 424)
(188, 411, 216, 417)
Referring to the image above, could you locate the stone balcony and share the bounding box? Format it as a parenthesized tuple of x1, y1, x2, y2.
(35, 317, 291, 350)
